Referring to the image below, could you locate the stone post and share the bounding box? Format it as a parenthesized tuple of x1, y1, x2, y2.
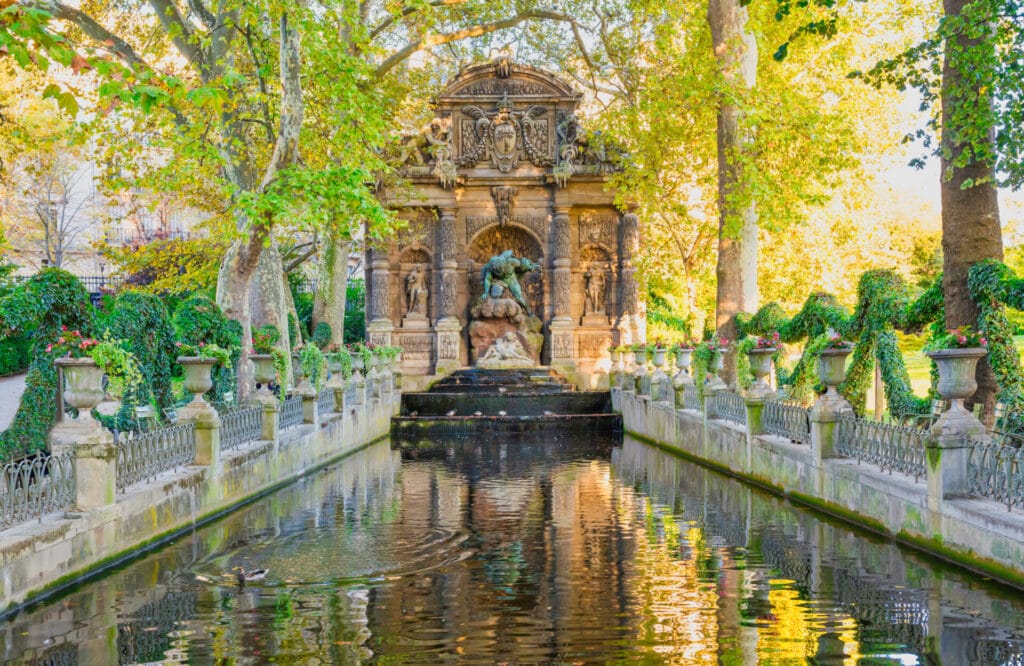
(188, 409, 222, 469)
(549, 205, 577, 378)
(926, 348, 988, 505)
(302, 392, 319, 424)
(179, 388, 222, 468)
(257, 395, 280, 443)
(333, 383, 346, 413)
(436, 207, 462, 375)
(811, 348, 853, 465)
(73, 431, 117, 512)
(745, 396, 766, 437)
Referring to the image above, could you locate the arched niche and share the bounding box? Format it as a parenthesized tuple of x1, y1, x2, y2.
(468, 224, 544, 317)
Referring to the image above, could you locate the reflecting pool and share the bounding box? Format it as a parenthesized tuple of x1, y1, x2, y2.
(3, 433, 1024, 664)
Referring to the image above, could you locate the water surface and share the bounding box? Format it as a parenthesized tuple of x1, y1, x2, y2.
(4, 433, 1024, 664)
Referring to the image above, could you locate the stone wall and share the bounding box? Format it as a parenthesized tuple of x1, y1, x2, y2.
(0, 394, 399, 614)
(617, 389, 1024, 589)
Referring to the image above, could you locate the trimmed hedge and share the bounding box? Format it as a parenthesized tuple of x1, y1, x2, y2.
(0, 269, 93, 460)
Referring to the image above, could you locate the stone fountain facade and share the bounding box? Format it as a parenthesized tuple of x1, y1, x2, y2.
(368, 60, 645, 388)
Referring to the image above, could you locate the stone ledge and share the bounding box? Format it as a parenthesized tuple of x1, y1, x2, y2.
(0, 396, 399, 615)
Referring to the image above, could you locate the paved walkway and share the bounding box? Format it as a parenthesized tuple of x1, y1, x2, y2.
(0, 372, 27, 431)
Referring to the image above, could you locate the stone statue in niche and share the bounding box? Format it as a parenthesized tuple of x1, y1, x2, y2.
(469, 250, 543, 366)
(405, 264, 428, 316)
(584, 265, 606, 315)
(479, 250, 539, 316)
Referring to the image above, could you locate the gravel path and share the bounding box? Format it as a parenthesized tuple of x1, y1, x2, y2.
(0, 372, 27, 431)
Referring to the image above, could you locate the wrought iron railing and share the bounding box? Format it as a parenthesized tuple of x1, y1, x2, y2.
(280, 395, 304, 429)
(116, 422, 196, 493)
(117, 591, 197, 663)
(968, 437, 1024, 511)
(711, 391, 746, 425)
(835, 415, 927, 481)
(682, 384, 701, 411)
(1, 452, 76, 528)
(317, 388, 336, 415)
(763, 399, 811, 445)
(220, 405, 263, 452)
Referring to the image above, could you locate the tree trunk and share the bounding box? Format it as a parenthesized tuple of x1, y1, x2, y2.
(708, 0, 759, 388)
(940, 0, 1003, 417)
(312, 237, 350, 346)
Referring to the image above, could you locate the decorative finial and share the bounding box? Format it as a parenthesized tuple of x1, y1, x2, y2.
(494, 56, 513, 78)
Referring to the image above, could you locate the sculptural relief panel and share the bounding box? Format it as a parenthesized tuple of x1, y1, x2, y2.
(578, 213, 617, 250)
(396, 211, 435, 252)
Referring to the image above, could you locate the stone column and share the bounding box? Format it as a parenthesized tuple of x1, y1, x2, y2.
(366, 246, 394, 348)
(549, 205, 577, 378)
(618, 205, 643, 345)
(435, 207, 462, 375)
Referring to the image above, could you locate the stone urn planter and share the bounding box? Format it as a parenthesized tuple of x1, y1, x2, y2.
(250, 354, 277, 396)
(609, 349, 623, 387)
(926, 348, 988, 433)
(705, 349, 727, 392)
(326, 354, 345, 389)
(818, 348, 852, 400)
(55, 357, 105, 424)
(351, 354, 365, 385)
(632, 350, 647, 393)
(673, 349, 694, 387)
(178, 357, 216, 408)
(746, 348, 776, 399)
(651, 347, 670, 401)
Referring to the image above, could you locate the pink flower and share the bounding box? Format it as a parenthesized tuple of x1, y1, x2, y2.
(45, 344, 53, 353)
(61, 325, 67, 331)
(981, 338, 988, 345)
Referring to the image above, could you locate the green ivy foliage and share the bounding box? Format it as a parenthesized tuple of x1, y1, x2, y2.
(0, 337, 31, 376)
(736, 269, 937, 416)
(312, 322, 332, 350)
(0, 269, 93, 460)
(969, 259, 1024, 434)
(172, 296, 242, 402)
(97, 292, 178, 428)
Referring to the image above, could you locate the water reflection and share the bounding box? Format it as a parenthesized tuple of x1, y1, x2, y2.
(2, 435, 1024, 664)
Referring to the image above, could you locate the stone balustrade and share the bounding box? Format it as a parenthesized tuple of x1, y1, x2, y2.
(614, 381, 1024, 588)
(0, 377, 399, 614)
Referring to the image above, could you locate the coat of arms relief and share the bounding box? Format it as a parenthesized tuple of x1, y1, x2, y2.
(459, 94, 553, 172)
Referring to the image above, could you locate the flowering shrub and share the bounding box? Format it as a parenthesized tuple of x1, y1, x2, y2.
(823, 331, 854, 350)
(46, 328, 99, 358)
(175, 341, 232, 367)
(925, 326, 988, 351)
(752, 332, 780, 350)
(252, 325, 281, 355)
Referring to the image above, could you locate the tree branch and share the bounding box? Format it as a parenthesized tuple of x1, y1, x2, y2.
(32, 0, 151, 70)
(147, 0, 203, 67)
(187, 0, 216, 29)
(283, 241, 317, 272)
(368, 0, 467, 41)
(373, 10, 581, 79)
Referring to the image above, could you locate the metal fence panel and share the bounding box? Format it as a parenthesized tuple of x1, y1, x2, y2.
(1, 452, 76, 528)
(712, 391, 746, 426)
(968, 438, 1024, 511)
(116, 422, 196, 492)
(317, 389, 336, 416)
(763, 399, 811, 445)
(280, 396, 304, 429)
(835, 415, 927, 481)
(683, 385, 701, 411)
(220, 406, 263, 452)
